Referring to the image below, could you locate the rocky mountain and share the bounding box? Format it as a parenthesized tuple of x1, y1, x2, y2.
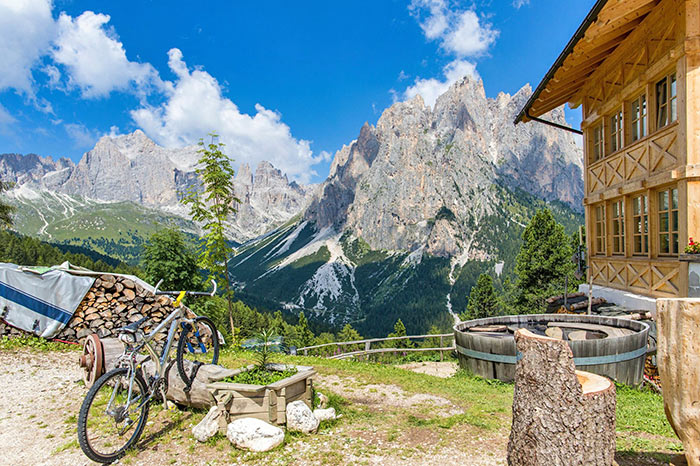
(2, 131, 314, 253)
(230, 76, 584, 336)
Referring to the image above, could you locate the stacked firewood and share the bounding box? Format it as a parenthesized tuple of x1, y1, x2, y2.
(0, 274, 190, 344)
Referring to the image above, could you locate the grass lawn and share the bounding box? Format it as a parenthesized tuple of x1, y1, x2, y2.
(2, 336, 681, 464)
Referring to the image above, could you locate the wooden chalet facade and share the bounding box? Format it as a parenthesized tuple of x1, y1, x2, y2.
(517, 0, 700, 299)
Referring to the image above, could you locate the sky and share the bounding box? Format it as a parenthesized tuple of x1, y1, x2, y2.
(0, 0, 595, 184)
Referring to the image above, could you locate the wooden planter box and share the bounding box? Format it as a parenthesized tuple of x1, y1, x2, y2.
(207, 363, 315, 425)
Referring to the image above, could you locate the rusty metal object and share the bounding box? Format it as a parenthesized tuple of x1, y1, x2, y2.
(79, 334, 104, 388)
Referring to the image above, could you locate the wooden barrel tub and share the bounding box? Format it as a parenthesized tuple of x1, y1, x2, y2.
(453, 314, 650, 385)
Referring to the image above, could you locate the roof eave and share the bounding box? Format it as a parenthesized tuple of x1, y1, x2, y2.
(514, 0, 609, 125)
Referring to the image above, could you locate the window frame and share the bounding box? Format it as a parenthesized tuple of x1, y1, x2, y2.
(630, 93, 648, 142)
(609, 108, 623, 154)
(594, 204, 606, 256)
(592, 121, 605, 162)
(632, 194, 648, 256)
(611, 199, 625, 255)
(655, 72, 677, 130)
(658, 187, 679, 256)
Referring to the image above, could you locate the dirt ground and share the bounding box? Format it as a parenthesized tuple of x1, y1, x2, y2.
(396, 361, 459, 378)
(0, 351, 679, 466)
(0, 351, 511, 465)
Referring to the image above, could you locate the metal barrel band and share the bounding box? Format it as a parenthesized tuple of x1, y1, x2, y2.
(455, 343, 647, 366)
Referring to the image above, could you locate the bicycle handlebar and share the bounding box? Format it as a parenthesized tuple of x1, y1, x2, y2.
(153, 279, 217, 297)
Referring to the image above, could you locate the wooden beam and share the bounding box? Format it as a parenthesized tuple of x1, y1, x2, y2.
(594, 0, 658, 27)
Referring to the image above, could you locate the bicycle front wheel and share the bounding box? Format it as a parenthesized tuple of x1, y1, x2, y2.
(176, 316, 220, 385)
(77, 367, 150, 463)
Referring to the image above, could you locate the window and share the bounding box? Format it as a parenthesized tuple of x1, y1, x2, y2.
(656, 73, 677, 129)
(592, 122, 604, 161)
(595, 204, 606, 255)
(658, 187, 679, 255)
(632, 195, 648, 255)
(611, 199, 625, 255)
(610, 109, 623, 153)
(631, 94, 648, 142)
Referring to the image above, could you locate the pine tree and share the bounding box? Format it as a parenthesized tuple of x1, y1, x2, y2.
(387, 318, 410, 348)
(337, 323, 363, 352)
(181, 132, 239, 335)
(514, 208, 574, 313)
(461, 273, 500, 321)
(295, 312, 315, 348)
(142, 228, 199, 292)
(0, 181, 14, 228)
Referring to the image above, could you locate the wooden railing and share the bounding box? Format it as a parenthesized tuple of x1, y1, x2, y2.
(297, 333, 456, 361)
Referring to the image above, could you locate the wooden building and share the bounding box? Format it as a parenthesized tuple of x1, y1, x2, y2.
(516, 0, 700, 299)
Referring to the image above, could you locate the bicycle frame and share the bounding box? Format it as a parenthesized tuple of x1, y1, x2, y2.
(111, 302, 195, 414)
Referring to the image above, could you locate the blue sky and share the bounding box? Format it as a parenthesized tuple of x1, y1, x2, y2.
(0, 0, 594, 184)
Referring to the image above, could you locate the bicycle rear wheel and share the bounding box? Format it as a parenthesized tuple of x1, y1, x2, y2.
(176, 316, 220, 385)
(77, 367, 150, 463)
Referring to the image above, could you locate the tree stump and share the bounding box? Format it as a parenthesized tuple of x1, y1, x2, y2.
(507, 329, 616, 466)
(657, 298, 700, 466)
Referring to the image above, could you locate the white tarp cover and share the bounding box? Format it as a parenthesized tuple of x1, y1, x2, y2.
(0, 262, 96, 338)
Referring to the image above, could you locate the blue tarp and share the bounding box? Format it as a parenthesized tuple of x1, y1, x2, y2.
(0, 262, 96, 338)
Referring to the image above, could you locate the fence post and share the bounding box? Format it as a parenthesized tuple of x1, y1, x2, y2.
(439, 336, 444, 361)
(304, 348, 308, 356)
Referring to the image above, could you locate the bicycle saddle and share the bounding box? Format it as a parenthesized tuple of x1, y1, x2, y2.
(119, 316, 148, 334)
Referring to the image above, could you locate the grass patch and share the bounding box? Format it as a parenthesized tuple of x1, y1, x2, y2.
(0, 336, 80, 352)
(52, 439, 78, 454)
(616, 384, 675, 437)
(220, 367, 297, 385)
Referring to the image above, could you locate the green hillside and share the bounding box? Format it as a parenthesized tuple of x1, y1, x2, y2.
(10, 191, 198, 264)
(229, 183, 584, 338)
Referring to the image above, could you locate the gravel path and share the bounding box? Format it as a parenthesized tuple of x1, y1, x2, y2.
(0, 350, 91, 465)
(0, 350, 504, 465)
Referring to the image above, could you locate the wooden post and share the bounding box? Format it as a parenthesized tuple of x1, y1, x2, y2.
(439, 336, 444, 361)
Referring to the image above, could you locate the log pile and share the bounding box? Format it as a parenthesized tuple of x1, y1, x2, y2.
(0, 274, 190, 344)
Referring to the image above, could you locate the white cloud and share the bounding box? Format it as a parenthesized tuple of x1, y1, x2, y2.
(443, 10, 498, 57)
(402, 1, 497, 107)
(0, 0, 55, 95)
(404, 60, 478, 107)
(409, 0, 497, 57)
(51, 11, 162, 98)
(65, 122, 98, 148)
(513, 0, 530, 8)
(132, 49, 323, 184)
(0, 104, 15, 127)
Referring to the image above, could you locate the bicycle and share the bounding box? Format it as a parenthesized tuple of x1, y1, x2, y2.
(77, 280, 220, 463)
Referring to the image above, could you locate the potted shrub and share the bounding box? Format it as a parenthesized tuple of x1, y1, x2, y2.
(207, 329, 315, 425)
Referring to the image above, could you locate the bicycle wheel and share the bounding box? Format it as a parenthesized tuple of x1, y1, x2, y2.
(176, 316, 220, 385)
(77, 367, 150, 463)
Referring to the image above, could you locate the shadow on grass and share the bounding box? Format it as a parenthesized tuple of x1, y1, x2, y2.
(616, 451, 685, 466)
(135, 409, 195, 450)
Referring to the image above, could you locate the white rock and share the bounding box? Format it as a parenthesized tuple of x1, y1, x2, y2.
(317, 392, 329, 409)
(192, 406, 225, 442)
(226, 418, 284, 452)
(313, 407, 336, 422)
(286, 400, 319, 433)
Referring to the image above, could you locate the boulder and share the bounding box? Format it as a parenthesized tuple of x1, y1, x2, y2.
(227, 418, 284, 452)
(193, 406, 226, 442)
(313, 407, 336, 422)
(286, 400, 319, 434)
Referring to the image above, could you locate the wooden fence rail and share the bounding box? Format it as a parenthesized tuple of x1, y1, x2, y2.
(297, 333, 456, 361)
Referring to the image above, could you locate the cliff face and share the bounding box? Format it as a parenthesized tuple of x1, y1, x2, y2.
(306, 77, 583, 257)
(1, 131, 312, 242)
